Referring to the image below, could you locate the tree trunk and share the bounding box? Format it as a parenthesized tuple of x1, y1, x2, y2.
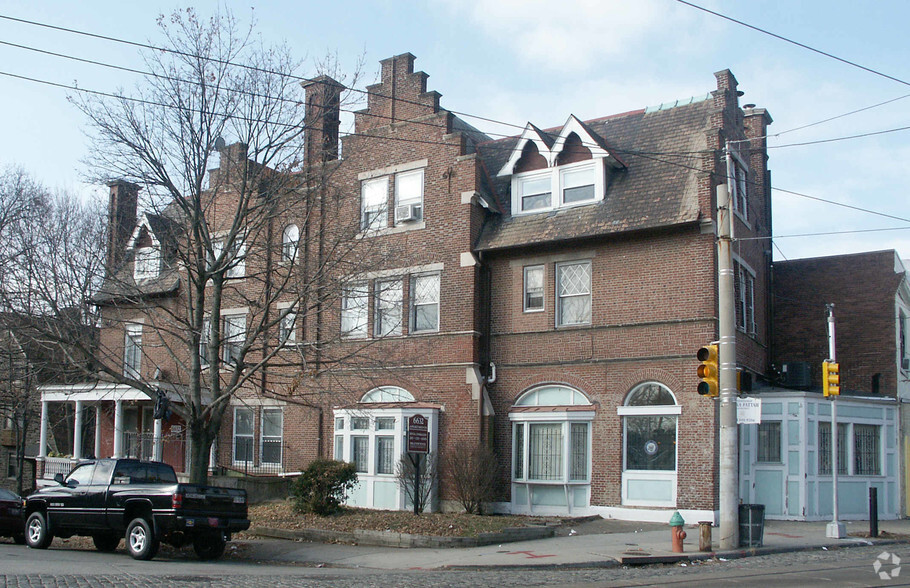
(188, 420, 211, 485)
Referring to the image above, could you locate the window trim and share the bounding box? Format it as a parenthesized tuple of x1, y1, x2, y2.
(512, 159, 605, 215)
(374, 278, 403, 337)
(410, 272, 441, 334)
(555, 260, 592, 327)
(260, 407, 283, 467)
(360, 176, 390, 232)
(523, 265, 545, 313)
(341, 282, 369, 339)
(281, 224, 299, 263)
(278, 307, 297, 346)
(222, 313, 246, 365)
(133, 246, 160, 281)
(394, 168, 424, 225)
(756, 421, 782, 463)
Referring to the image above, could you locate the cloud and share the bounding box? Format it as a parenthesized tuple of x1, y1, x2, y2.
(433, 0, 708, 73)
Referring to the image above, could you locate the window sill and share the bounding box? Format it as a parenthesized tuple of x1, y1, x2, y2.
(357, 221, 426, 238)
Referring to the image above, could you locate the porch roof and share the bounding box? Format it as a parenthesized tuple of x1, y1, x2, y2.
(38, 382, 189, 403)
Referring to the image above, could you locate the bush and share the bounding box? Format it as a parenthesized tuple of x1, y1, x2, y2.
(291, 459, 357, 515)
(444, 441, 500, 515)
(396, 452, 438, 514)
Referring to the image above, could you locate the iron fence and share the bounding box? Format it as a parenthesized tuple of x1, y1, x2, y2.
(222, 438, 287, 476)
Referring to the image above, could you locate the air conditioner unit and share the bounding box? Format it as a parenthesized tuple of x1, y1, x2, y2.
(395, 203, 421, 223)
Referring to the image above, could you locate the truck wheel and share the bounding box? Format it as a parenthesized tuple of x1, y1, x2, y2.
(126, 517, 159, 561)
(25, 512, 53, 549)
(92, 533, 120, 552)
(193, 533, 226, 560)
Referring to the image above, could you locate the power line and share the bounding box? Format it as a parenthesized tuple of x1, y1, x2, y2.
(768, 125, 910, 149)
(741, 225, 910, 241)
(676, 0, 910, 87)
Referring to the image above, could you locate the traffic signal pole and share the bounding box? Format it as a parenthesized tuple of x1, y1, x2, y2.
(825, 304, 846, 538)
(716, 163, 738, 549)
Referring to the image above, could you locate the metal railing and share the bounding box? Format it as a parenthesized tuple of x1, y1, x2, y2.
(42, 456, 77, 478)
(223, 438, 286, 476)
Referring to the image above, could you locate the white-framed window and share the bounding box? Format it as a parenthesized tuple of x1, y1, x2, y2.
(513, 160, 604, 214)
(411, 272, 440, 333)
(394, 168, 424, 224)
(341, 283, 369, 338)
(232, 407, 254, 464)
(123, 323, 142, 378)
(134, 247, 160, 281)
(361, 176, 389, 231)
(282, 224, 299, 263)
(260, 408, 283, 466)
(523, 265, 544, 312)
(756, 421, 781, 463)
(560, 164, 596, 205)
(376, 436, 395, 475)
(854, 424, 881, 475)
(199, 317, 211, 367)
(517, 172, 551, 212)
(556, 261, 591, 326)
(620, 383, 679, 473)
(735, 261, 756, 334)
(279, 309, 297, 345)
(212, 237, 247, 279)
(334, 417, 345, 461)
(374, 278, 403, 337)
(510, 385, 593, 485)
(352, 436, 369, 473)
(222, 313, 246, 365)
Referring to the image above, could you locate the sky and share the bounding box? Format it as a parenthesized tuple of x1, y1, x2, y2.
(1, 0, 909, 263)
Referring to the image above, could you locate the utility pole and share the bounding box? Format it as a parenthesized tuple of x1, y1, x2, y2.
(717, 143, 739, 549)
(825, 304, 846, 538)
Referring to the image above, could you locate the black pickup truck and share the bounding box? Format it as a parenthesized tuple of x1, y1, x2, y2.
(24, 458, 249, 560)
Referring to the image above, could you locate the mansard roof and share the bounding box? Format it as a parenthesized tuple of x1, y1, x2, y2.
(475, 98, 715, 252)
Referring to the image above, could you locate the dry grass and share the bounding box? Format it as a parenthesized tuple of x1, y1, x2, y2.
(243, 498, 559, 538)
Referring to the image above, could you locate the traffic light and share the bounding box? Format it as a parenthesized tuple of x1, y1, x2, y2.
(697, 344, 719, 397)
(822, 360, 840, 397)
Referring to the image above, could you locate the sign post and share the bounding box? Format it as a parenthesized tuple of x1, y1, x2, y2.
(406, 414, 429, 514)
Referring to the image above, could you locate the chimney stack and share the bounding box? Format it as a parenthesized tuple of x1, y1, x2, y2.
(106, 180, 139, 274)
(302, 75, 344, 165)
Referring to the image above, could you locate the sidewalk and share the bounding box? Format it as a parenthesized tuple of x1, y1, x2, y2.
(238, 518, 910, 570)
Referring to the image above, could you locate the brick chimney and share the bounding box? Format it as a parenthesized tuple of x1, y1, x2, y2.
(302, 75, 344, 166)
(106, 180, 139, 274)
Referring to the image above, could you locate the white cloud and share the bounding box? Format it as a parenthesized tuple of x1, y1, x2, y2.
(433, 0, 709, 73)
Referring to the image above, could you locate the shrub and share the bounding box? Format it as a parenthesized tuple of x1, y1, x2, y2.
(291, 459, 357, 515)
(444, 441, 500, 515)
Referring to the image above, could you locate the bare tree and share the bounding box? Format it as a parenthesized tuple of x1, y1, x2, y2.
(54, 8, 397, 484)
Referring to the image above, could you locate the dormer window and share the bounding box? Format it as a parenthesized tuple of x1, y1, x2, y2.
(133, 246, 160, 281)
(499, 116, 623, 216)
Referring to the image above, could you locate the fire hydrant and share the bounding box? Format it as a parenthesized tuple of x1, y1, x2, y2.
(670, 511, 686, 553)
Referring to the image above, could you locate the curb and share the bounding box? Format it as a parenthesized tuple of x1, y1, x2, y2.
(250, 523, 558, 549)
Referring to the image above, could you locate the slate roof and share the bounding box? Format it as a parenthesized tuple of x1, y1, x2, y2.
(475, 98, 715, 252)
(95, 210, 183, 304)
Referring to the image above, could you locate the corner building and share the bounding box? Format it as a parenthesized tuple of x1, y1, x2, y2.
(56, 53, 773, 523)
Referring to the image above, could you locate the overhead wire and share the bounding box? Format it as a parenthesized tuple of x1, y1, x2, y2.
(1, 13, 908, 231)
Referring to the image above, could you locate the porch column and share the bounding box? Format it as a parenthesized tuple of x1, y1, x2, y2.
(72, 400, 84, 460)
(38, 400, 48, 459)
(94, 405, 102, 458)
(152, 417, 162, 462)
(113, 399, 124, 458)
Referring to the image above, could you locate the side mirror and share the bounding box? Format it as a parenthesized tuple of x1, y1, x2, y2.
(53, 473, 65, 485)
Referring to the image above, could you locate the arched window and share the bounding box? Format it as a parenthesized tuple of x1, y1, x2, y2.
(510, 384, 595, 513)
(282, 224, 299, 262)
(360, 386, 415, 403)
(617, 382, 680, 507)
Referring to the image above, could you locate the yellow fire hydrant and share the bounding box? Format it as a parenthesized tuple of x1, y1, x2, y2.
(670, 511, 686, 553)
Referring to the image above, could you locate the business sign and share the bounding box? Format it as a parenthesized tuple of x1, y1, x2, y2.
(737, 397, 762, 425)
(406, 414, 429, 454)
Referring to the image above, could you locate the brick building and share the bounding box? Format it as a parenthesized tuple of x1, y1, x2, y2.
(744, 250, 909, 520)
(38, 54, 773, 522)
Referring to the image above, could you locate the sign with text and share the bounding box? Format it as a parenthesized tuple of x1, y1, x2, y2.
(737, 397, 762, 425)
(406, 414, 429, 454)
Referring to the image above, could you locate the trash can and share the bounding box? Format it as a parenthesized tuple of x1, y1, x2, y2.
(738, 504, 765, 547)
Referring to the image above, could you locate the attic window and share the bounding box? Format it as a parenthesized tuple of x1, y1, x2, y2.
(134, 247, 160, 281)
(513, 159, 603, 214)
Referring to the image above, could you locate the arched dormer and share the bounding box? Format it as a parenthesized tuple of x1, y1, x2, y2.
(497, 115, 624, 216)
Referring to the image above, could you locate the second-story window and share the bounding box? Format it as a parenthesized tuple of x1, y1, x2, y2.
(361, 176, 389, 231)
(523, 265, 544, 312)
(732, 162, 749, 222)
(212, 238, 246, 279)
(734, 261, 756, 335)
(556, 261, 591, 326)
(279, 309, 297, 345)
(123, 323, 142, 378)
(374, 278, 403, 337)
(282, 224, 299, 262)
(411, 273, 440, 333)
